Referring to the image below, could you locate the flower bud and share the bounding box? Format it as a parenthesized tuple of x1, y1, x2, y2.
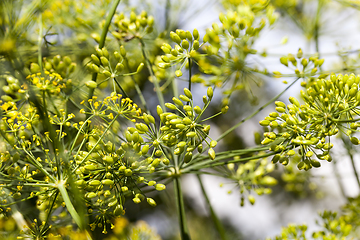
(133, 197, 141, 204)
(120, 46, 126, 57)
(89, 180, 101, 186)
(161, 45, 171, 54)
(175, 70, 183, 77)
(182, 40, 189, 49)
(85, 80, 97, 89)
(165, 103, 177, 110)
(102, 179, 114, 185)
(147, 16, 154, 26)
(210, 140, 217, 148)
(184, 88, 193, 99)
(114, 51, 121, 61)
(136, 123, 149, 132)
(186, 132, 196, 138)
(137, 63, 144, 73)
(170, 31, 181, 44)
(86, 192, 97, 199)
(297, 48, 303, 58)
(193, 29, 199, 40)
(207, 87, 213, 100)
(179, 94, 191, 102)
(156, 105, 163, 116)
(259, 120, 270, 126)
(116, 63, 124, 72)
(113, 205, 124, 216)
(91, 54, 100, 65)
(208, 148, 215, 160)
(184, 152, 193, 163)
(248, 195, 255, 205)
(103, 156, 114, 164)
(311, 159, 321, 168)
(125, 169, 132, 176)
(172, 97, 183, 106)
(260, 176, 278, 186)
(147, 198, 156, 206)
(155, 184, 166, 191)
(193, 40, 200, 50)
(193, 106, 201, 114)
(351, 137, 359, 145)
(30, 63, 40, 74)
(280, 56, 288, 66)
(289, 97, 300, 107)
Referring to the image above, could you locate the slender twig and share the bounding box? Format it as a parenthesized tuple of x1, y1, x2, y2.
(123, 55, 149, 112)
(57, 181, 86, 230)
(197, 175, 228, 240)
(341, 135, 360, 191)
(139, 38, 166, 110)
(332, 157, 347, 199)
(173, 177, 191, 240)
(188, 58, 192, 91)
(87, 0, 122, 101)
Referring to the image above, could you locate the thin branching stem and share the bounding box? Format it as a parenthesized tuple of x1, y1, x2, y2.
(197, 175, 228, 240)
(139, 38, 166, 110)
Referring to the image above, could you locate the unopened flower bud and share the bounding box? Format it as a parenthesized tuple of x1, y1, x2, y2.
(85, 80, 97, 89)
(208, 148, 215, 160)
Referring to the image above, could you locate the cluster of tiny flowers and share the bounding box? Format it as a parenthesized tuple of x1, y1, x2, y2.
(158, 28, 202, 77)
(268, 211, 352, 240)
(153, 87, 220, 163)
(40, 55, 77, 78)
(225, 158, 277, 206)
(86, 46, 144, 89)
(26, 71, 66, 95)
(260, 73, 360, 170)
(275, 48, 325, 79)
(111, 11, 154, 40)
(193, 2, 278, 105)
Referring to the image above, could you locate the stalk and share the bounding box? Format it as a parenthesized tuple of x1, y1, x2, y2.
(57, 181, 86, 230)
(332, 157, 347, 199)
(123, 56, 149, 112)
(87, 0, 121, 100)
(341, 135, 360, 190)
(197, 175, 228, 240)
(173, 176, 191, 240)
(139, 38, 166, 110)
(188, 58, 192, 91)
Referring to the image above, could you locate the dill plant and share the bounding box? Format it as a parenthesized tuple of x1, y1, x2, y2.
(1, 0, 360, 240)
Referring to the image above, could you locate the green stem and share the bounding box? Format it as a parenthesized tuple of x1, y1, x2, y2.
(217, 77, 300, 142)
(139, 38, 165, 110)
(314, 0, 322, 56)
(38, 14, 43, 73)
(172, 73, 179, 101)
(173, 176, 191, 240)
(332, 157, 347, 199)
(184, 151, 276, 173)
(87, 0, 121, 101)
(197, 175, 228, 240)
(113, 76, 129, 98)
(40, 191, 59, 233)
(330, 118, 360, 123)
(165, 0, 171, 30)
(188, 58, 192, 91)
(341, 135, 360, 190)
(57, 181, 86, 230)
(123, 56, 149, 112)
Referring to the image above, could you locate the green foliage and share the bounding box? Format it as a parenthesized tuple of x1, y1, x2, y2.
(1, 0, 360, 239)
(268, 211, 353, 240)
